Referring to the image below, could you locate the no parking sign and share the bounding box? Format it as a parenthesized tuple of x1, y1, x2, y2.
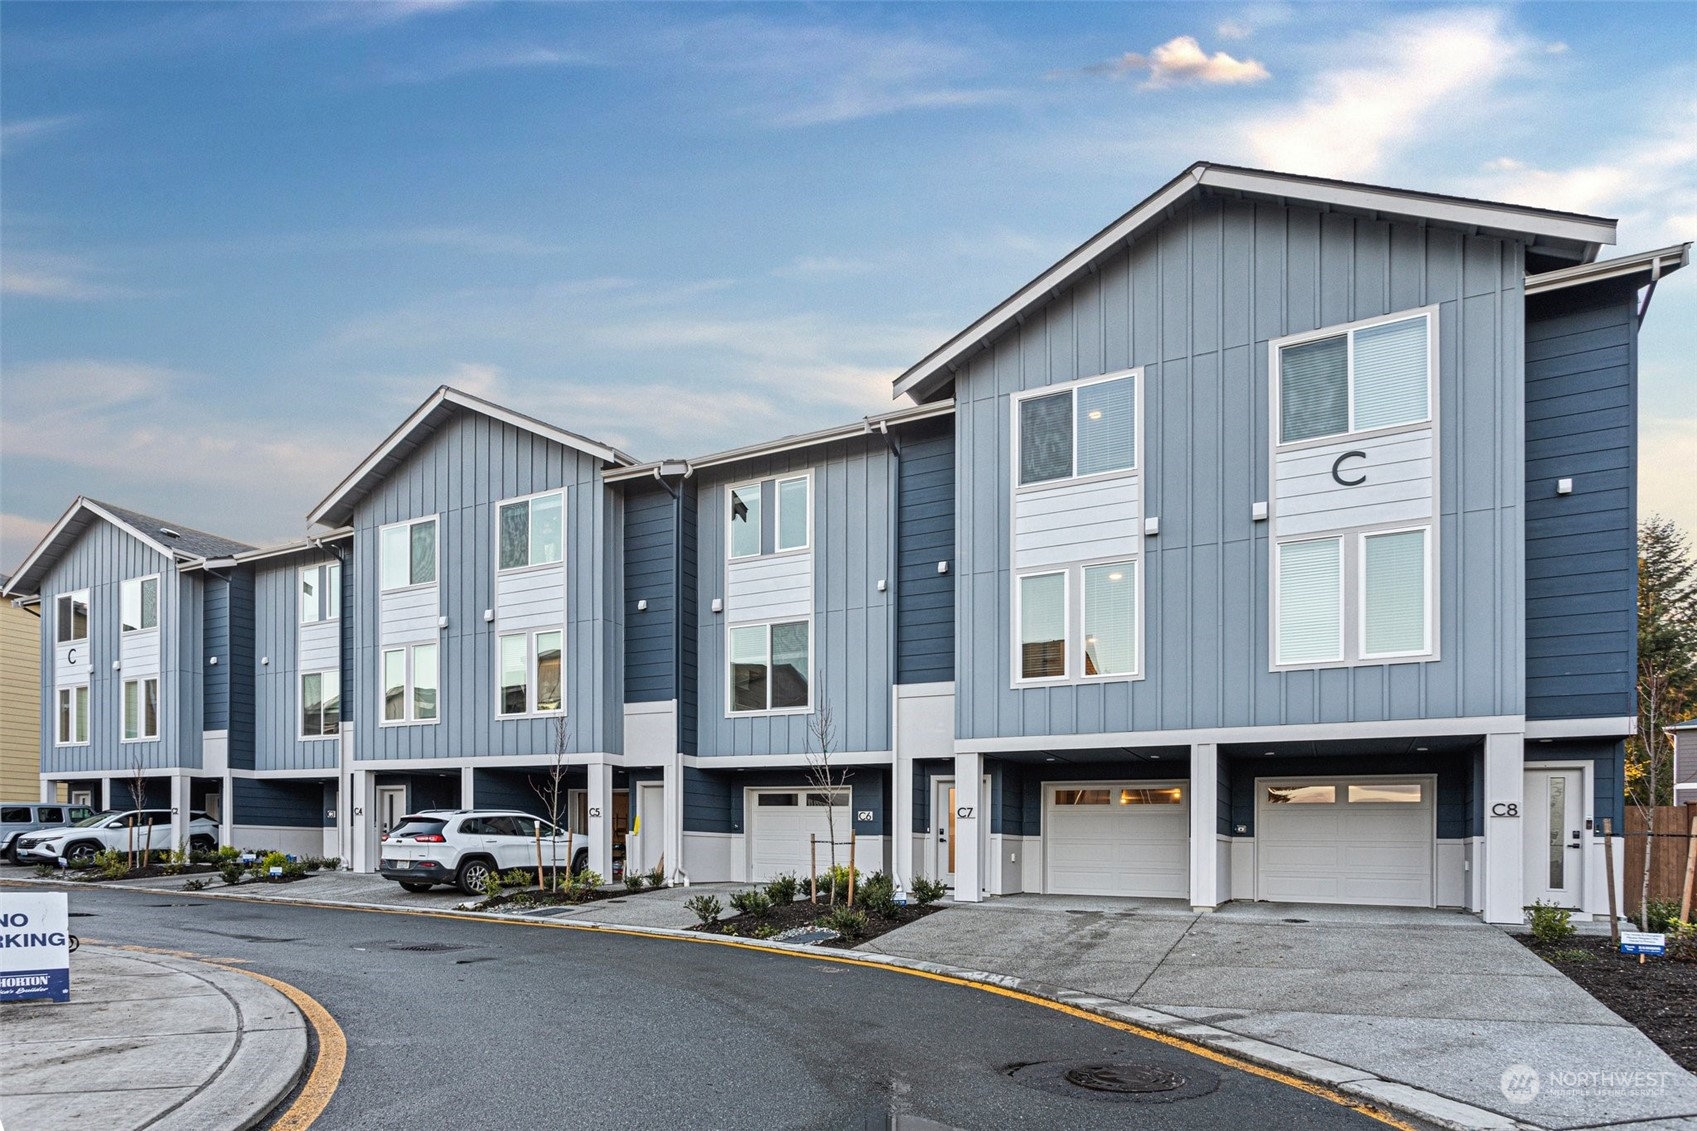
(0, 892, 72, 1003)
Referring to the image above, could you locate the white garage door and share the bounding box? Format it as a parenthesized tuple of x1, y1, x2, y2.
(746, 789, 851, 883)
(1044, 782, 1188, 898)
(1256, 776, 1435, 906)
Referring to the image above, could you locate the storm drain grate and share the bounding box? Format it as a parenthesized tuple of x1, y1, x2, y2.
(389, 942, 469, 953)
(1064, 1064, 1184, 1094)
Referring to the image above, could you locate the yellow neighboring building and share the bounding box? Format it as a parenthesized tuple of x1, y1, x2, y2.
(0, 597, 42, 801)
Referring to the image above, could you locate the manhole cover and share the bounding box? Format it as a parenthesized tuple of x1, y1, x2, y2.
(390, 942, 468, 953)
(1064, 1064, 1184, 1093)
(1005, 1060, 1218, 1103)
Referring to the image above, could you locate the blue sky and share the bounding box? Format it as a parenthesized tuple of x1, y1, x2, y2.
(3, 1, 1694, 566)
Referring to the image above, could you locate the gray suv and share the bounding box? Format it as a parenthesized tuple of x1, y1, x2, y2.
(1, 803, 97, 865)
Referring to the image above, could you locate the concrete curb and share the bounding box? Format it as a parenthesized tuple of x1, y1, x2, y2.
(62, 878, 1539, 1131)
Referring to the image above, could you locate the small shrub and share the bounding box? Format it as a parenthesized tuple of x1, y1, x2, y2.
(624, 872, 647, 892)
(282, 860, 307, 879)
(729, 889, 773, 919)
(501, 868, 534, 888)
(817, 864, 861, 903)
(33, 864, 55, 878)
(764, 873, 799, 905)
(318, 856, 341, 871)
(685, 893, 724, 927)
(95, 849, 130, 879)
(183, 877, 208, 892)
(858, 872, 897, 917)
(190, 848, 219, 865)
(572, 868, 604, 890)
(1667, 919, 1697, 963)
(1544, 947, 1593, 963)
(1641, 900, 1682, 934)
(1525, 900, 1576, 945)
(751, 923, 778, 940)
(480, 870, 505, 899)
(910, 875, 948, 906)
(217, 845, 241, 863)
(645, 866, 666, 890)
(823, 905, 869, 940)
(220, 863, 244, 886)
(257, 851, 290, 876)
(161, 843, 190, 876)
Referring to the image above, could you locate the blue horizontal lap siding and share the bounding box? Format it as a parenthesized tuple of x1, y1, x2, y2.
(253, 553, 341, 773)
(232, 777, 324, 829)
(37, 520, 194, 774)
(623, 484, 677, 703)
(1523, 281, 1638, 720)
(679, 481, 699, 755)
(203, 577, 230, 731)
(682, 765, 731, 833)
(952, 196, 1527, 740)
(227, 569, 256, 770)
(897, 422, 955, 684)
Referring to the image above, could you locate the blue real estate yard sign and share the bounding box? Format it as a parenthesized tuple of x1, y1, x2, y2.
(1619, 931, 1667, 957)
(0, 892, 72, 1003)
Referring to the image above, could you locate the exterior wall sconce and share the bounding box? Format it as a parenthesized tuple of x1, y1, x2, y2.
(1556, 478, 1574, 495)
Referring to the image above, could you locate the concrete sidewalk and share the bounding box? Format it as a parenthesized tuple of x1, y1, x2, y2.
(0, 944, 307, 1131)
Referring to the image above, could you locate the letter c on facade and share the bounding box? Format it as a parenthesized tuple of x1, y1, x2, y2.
(1331, 451, 1368, 487)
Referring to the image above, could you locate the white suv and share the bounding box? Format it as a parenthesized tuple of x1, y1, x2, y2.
(16, 809, 221, 867)
(379, 810, 577, 895)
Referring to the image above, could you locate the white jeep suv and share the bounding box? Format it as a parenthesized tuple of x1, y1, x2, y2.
(379, 810, 578, 895)
(16, 809, 221, 867)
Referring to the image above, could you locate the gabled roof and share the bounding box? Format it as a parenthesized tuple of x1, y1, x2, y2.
(895, 161, 1619, 403)
(604, 400, 954, 483)
(307, 385, 636, 529)
(2, 497, 256, 598)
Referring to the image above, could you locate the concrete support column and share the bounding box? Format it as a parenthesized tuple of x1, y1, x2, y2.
(586, 759, 614, 881)
(1482, 731, 1526, 924)
(169, 774, 191, 851)
(662, 752, 682, 885)
(350, 769, 375, 873)
(1188, 743, 1219, 912)
(892, 742, 916, 890)
(951, 752, 984, 903)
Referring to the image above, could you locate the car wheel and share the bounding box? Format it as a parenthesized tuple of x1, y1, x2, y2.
(457, 858, 494, 895)
(572, 848, 589, 874)
(190, 835, 216, 855)
(399, 881, 434, 893)
(64, 841, 100, 868)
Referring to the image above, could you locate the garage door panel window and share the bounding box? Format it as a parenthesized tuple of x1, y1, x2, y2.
(1122, 787, 1182, 805)
(757, 793, 797, 807)
(1346, 782, 1423, 803)
(1054, 788, 1111, 805)
(1267, 784, 1336, 804)
(730, 621, 810, 713)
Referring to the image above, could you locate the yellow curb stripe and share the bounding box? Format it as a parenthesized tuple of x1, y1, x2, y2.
(223, 966, 346, 1131)
(196, 896, 1416, 1129)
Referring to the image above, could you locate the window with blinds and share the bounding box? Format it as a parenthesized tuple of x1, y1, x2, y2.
(1017, 374, 1136, 485)
(1362, 529, 1428, 656)
(1083, 562, 1136, 676)
(1277, 538, 1343, 665)
(1278, 313, 1429, 443)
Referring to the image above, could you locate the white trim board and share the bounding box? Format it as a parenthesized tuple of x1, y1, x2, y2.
(957, 716, 1527, 753)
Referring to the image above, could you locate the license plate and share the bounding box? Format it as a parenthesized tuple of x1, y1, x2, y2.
(393, 860, 410, 869)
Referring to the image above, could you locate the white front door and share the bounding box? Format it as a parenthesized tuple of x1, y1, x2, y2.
(70, 790, 92, 807)
(376, 785, 407, 855)
(633, 782, 665, 875)
(932, 779, 958, 887)
(1523, 769, 1584, 908)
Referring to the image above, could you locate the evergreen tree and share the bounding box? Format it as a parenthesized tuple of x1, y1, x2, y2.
(1629, 516, 1697, 809)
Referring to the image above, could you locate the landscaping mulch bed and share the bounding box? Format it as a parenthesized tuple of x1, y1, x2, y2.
(1520, 935, 1697, 1073)
(472, 884, 649, 911)
(690, 896, 943, 948)
(60, 863, 220, 883)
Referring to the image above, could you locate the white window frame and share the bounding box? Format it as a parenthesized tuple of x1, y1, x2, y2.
(56, 684, 90, 746)
(379, 641, 440, 726)
(726, 472, 812, 561)
(1357, 525, 1434, 661)
(1080, 558, 1140, 681)
(495, 627, 567, 718)
(121, 676, 160, 742)
(56, 590, 90, 644)
(379, 516, 439, 593)
(495, 489, 567, 574)
(1013, 569, 1070, 685)
(300, 670, 341, 740)
(1011, 370, 1141, 492)
(300, 563, 341, 625)
(120, 575, 160, 634)
(1273, 536, 1346, 668)
(725, 618, 813, 717)
(1271, 307, 1437, 449)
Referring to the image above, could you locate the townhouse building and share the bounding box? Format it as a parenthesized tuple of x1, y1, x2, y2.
(6, 162, 1686, 925)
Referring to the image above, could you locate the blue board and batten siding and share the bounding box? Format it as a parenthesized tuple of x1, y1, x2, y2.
(253, 552, 342, 772)
(226, 569, 257, 769)
(36, 521, 200, 773)
(350, 409, 622, 760)
(896, 420, 955, 685)
(952, 196, 1527, 740)
(1523, 280, 1638, 721)
(694, 438, 895, 757)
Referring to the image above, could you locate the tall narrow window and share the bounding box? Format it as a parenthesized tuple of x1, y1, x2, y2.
(1083, 563, 1136, 677)
(498, 492, 565, 570)
(410, 522, 436, 586)
(123, 677, 159, 740)
(776, 477, 809, 551)
(729, 485, 762, 558)
(535, 631, 562, 712)
(302, 672, 341, 737)
(499, 634, 529, 715)
(58, 686, 89, 744)
(380, 518, 437, 590)
(56, 592, 89, 644)
(730, 625, 768, 711)
(1277, 538, 1343, 665)
(326, 563, 341, 620)
(383, 649, 406, 722)
(1362, 529, 1428, 656)
(769, 622, 809, 709)
(301, 568, 321, 623)
(121, 577, 158, 632)
(412, 643, 438, 721)
(1019, 573, 1067, 679)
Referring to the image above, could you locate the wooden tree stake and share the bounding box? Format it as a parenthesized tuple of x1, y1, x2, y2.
(1603, 818, 1619, 946)
(810, 834, 818, 903)
(535, 823, 545, 891)
(1680, 811, 1697, 925)
(848, 833, 857, 908)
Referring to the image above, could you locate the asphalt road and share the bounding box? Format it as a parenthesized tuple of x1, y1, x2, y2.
(63, 885, 1396, 1131)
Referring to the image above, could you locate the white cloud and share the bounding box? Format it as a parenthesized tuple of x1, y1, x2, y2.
(0, 252, 135, 300)
(374, 44, 591, 84)
(1641, 418, 1697, 540)
(1, 513, 53, 574)
(1096, 36, 1271, 89)
(0, 114, 84, 153)
(1241, 8, 1524, 178)
(772, 255, 885, 279)
(1215, 5, 1294, 41)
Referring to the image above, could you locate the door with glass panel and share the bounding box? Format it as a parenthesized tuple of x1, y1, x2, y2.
(1522, 769, 1583, 908)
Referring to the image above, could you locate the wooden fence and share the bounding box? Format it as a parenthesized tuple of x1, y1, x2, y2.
(1623, 803, 1697, 906)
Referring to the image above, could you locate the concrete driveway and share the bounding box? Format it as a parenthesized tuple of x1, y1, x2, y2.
(865, 896, 1697, 1130)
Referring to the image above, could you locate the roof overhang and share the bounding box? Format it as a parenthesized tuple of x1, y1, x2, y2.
(1525, 242, 1690, 296)
(182, 528, 355, 572)
(307, 386, 635, 529)
(604, 400, 954, 484)
(894, 162, 1618, 403)
(3, 497, 188, 598)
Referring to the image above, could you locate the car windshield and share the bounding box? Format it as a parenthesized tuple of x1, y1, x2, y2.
(72, 812, 118, 828)
(388, 818, 447, 839)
